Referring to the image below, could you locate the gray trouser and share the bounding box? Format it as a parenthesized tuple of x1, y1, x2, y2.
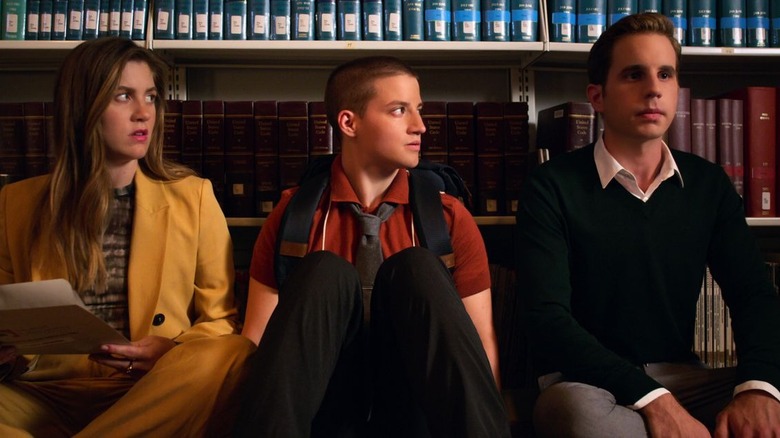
(533, 363, 736, 438)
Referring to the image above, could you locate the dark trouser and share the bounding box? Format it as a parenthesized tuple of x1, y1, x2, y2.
(235, 248, 510, 438)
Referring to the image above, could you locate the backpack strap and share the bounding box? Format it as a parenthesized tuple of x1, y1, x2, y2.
(409, 170, 456, 270)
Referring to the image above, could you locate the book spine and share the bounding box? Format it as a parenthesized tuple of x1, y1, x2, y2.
(663, 0, 688, 45)
(476, 101, 504, 155)
(107, 0, 120, 35)
(362, 0, 382, 39)
(536, 102, 595, 156)
(26, 0, 41, 40)
(278, 155, 308, 190)
(446, 101, 475, 155)
(423, 0, 450, 40)
(690, 97, 707, 159)
(225, 153, 256, 217)
(732, 98, 744, 198)
(447, 153, 475, 207)
(481, 0, 509, 41)
(2, 0, 28, 39)
(39, 0, 53, 38)
(576, 0, 606, 43)
(746, 0, 769, 47)
(83, 0, 99, 37)
(224, 101, 255, 154)
(292, 0, 314, 39)
(254, 155, 279, 216)
(452, 0, 480, 41)
(547, 0, 574, 42)
(0, 103, 26, 182)
(208, 0, 224, 39)
(119, 0, 132, 37)
(402, 0, 423, 39)
(253, 100, 278, 156)
(193, 0, 207, 38)
(606, 0, 636, 27)
(98, 0, 109, 35)
(23, 102, 47, 177)
(225, 0, 247, 39)
(308, 101, 333, 156)
(338, 0, 360, 39)
(476, 155, 504, 215)
(420, 101, 448, 159)
(717, 98, 735, 188)
(315, 0, 335, 38)
(503, 101, 529, 154)
(175, 0, 193, 39)
(249, 0, 270, 38)
(131, 0, 146, 39)
(719, 0, 746, 46)
(772, 0, 780, 46)
(278, 101, 309, 157)
(202, 100, 225, 206)
(637, 0, 660, 12)
(154, 0, 175, 38)
(704, 98, 717, 163)
(66, 0, 83, 39)
(163, 100, 183, 162)
(383, 0, 401, 39)
(688, 0, 716, 46)
(667, 87, 692, 153)
(51, 0, 68, 38)
(269, 0, 290, 39)
(510, 0, 538, 41)
(181, 100, 203, 172)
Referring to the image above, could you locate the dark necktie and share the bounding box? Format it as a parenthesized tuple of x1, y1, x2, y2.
(350, 202, 396, 324)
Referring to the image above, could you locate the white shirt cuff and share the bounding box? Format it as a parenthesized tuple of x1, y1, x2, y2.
(734, 380, 780, 402)
(628, 388, 671, 410)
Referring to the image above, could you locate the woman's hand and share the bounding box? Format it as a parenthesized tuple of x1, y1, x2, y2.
(88, 336, 176, 377)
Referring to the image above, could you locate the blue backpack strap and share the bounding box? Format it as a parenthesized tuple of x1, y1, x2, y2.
(409, 169, 456, 270)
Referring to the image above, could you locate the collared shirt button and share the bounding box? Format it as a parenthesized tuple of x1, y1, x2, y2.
(153, 313, 165, 326)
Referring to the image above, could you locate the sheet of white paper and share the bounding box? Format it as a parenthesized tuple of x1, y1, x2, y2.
(0, 279, 130, 354)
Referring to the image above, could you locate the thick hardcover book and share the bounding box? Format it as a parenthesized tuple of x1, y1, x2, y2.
(66, 0, 84, 40)
(503, 101, 529, 154)
(225, 153, 255, 217)
(746, 0, 769, 47)
(722, 87, 777, 217)
(248, 0, 270, 39)
(637, 0, 660, 12)
(606, 0, 635, 27)
(667, 87, 692, 153)
(202, 100, 225, 157)
(119, 0, 132, 37)
(315, 0, 336, 39)
(278, 101, 309, 156)
(99, 0, 109, 35)
(446, 101, 475, 155)
(2, 0, 27, 39)
(208, 0, 223, 38)
(447, 153, 476, 205)
(719, 0, 746, 46)
(106, 0, 120, 35)
(716, 98, 735, 187)
(292, 0, 314, 39)
(224, 0, 248, 39)
(193, 0, 207, 38)
(704, 98, 717, 163)
(548, 0, 574, 42)
(732, 98, 744, 197)
(452, 0, 480, 41)
(475, 102, 504, 155)
(83, 0, 100, 37)
(181, 100, 203, 158)
(510, 0, 538, 41)
(688, 0, 716, 46)
(503, 152, 527, 214)
(39, 0, 53, 38)
(253, 100, 278, 156)
(154, 0, 175, 38)
(0, 103, 26, 182)
(338, 0, 361, 39)
(278, 154, 308, 190)
(690, 98, 707, 158)
(482, 0, 509, 41)
(536, 101, 596, 156)
(421, 101, 447, 156)
(403, 0, 423, 39)
(308, 101, 333, 156)
(23, 102, 46, 177)
(576, 0, 605, 42)
(175, 0, 193, 38)
(476, 155, 504, 215)
(772, 0, 780, 46)
(202, 153, 225, 206)
(26, 0, 40, 40)
(163, 100, 183, 162)
(255, 154, 279, 216)
(423, 0, 450, 40)
(383, 0, 401, 39)
(362, 0, 382, 40)
(269, 0, 290, 39)
(663, 0, 687, 45)
(224, 101, 254, 154)
(52, 0, 68, 39)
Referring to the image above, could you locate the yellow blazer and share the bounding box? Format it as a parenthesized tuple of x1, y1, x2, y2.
(0, 170, 239, 378)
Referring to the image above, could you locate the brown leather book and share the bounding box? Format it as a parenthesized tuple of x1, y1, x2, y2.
(308, 101, 333, 156)
(224, 152, 255, 217)
(475, 102, 504, 155)
(0, 103, 25, 183)
(476, 155, 504, 215)
(253, 100, 278, 157)
(447, 101, 475, 155)
(278, 101, 309, 156)
(224, 101, 255, 155)
(732, 99, 744, 198)
(667, 87, 692, 153)
(420, 101, 447, 157)
(163, 100, 183, 163)
(536, 101, 595, 157)
(690, 98, 707, 159)
(202, 100, 226, 205)
(502, 101, 529, 155)
(704, 99, 718, 163)
(254, 155, 279, 217)
(23, 102, 48, 177)
(716, 98, 735, 189)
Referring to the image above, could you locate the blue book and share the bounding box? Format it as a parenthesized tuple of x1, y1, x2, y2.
(270, 0, 290, 39)
(66, 0, 84, 40)
(315, 0, 335, 39)
(154, 0, 174, 38)
(225, 0, 247, 39)
(607, 0, 635, 26)
(383, 0, 401, 39)
(131, 0, 146, 39)
(482, 0, 509, 40)
(119, 0, 132, 37)
(688, 0, 715, 46)
(39, 0, 53, 38)
(175, 0, 193, 38)
(746, 0, 769, 46)
(208, 0, 223, 38)
(548, 0, 574, 42)
(83, 0, 99, 37)
(107, 0, 120, 35)
(637, 0, 660, 12)
(423, 0, 449, 40)
(452, 0, 479, 40)
(663, 0, 687, 45)
(2, 0, 27, 39)
(772, 0, 780, 46)
(52, 0, 68, 38)
(26, 0, 41, 39)
(403, 0, 423, 39)
(248, 0, 269, 38)
(719, 0, 746, 46)
(292, 0, 314, 39)
(576, 0, 605, 42)
(193, 0, 207, 38)
(510, 0, 538, 41)
(338, 0, 360, 39)
(362, 0, 382, 40)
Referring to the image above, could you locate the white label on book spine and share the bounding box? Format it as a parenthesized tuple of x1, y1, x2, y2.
(435, 20, 444, 33)
(28, 14, 40, 32)
(521, 20, 531, 35)
(732, 28, 743, 45)
(178, 14, 190, 32)
(55, 13, 66, 32)
(298, 13, 310, 32)
(196, 14, 207, 32)
(86, 10, 98, 29)
(254, 14, 267, 33)
(345, 13, 356, 32)
(6, 14, 18, 33)
(42, 14, 52, 32)
(587, 24, 602, 37)
(368, 14, 380, 33)
(211, 14, 222, 32)
(388, 12, 399, 32)
(69, 11, 82, 30)
(230, 15, 242, 34)
(274, 16, 287, 34)
(110, 11, 120, 31)
(121, 12, 132, 31)
(158, 11, 170, 30)
(99, 12, 109, 32)
(321, 13, 333, 31)
(763, 191, 771, 211)
(134, 10, 144, 30)
(463, 21, 475, 35)
(492, 20, 504, 34)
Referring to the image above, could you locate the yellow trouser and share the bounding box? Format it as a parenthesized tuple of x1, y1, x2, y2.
(0, 334, 255, 438)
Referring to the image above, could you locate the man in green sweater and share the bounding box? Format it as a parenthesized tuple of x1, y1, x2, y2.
(517, 12, 780, 437)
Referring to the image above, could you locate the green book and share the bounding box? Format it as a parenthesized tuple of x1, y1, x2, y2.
(2, 0, 28, 39)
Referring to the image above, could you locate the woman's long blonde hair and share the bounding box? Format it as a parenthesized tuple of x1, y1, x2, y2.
(34, 37, 194, 292)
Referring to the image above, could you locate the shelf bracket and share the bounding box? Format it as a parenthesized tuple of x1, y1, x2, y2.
(165, 64, 187, 101)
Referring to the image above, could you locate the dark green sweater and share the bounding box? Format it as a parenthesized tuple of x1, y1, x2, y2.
(516, 143, 780, 405)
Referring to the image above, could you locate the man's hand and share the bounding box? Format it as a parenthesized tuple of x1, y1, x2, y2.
(714, 390, 780, 438)
(641, 392, 710, 438)
(88, 336, 176, 377)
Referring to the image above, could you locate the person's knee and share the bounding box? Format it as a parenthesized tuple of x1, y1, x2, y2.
(165, 335, 255, 383)
(282, 251, 361, 304)
(376, 247, 452, 301)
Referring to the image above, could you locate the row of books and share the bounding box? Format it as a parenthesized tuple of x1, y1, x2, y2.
(152, 0, 540, 41)
(0, 0, 149, 40)
(548, 0, 780, 47)
(0, 99, 531, 217)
